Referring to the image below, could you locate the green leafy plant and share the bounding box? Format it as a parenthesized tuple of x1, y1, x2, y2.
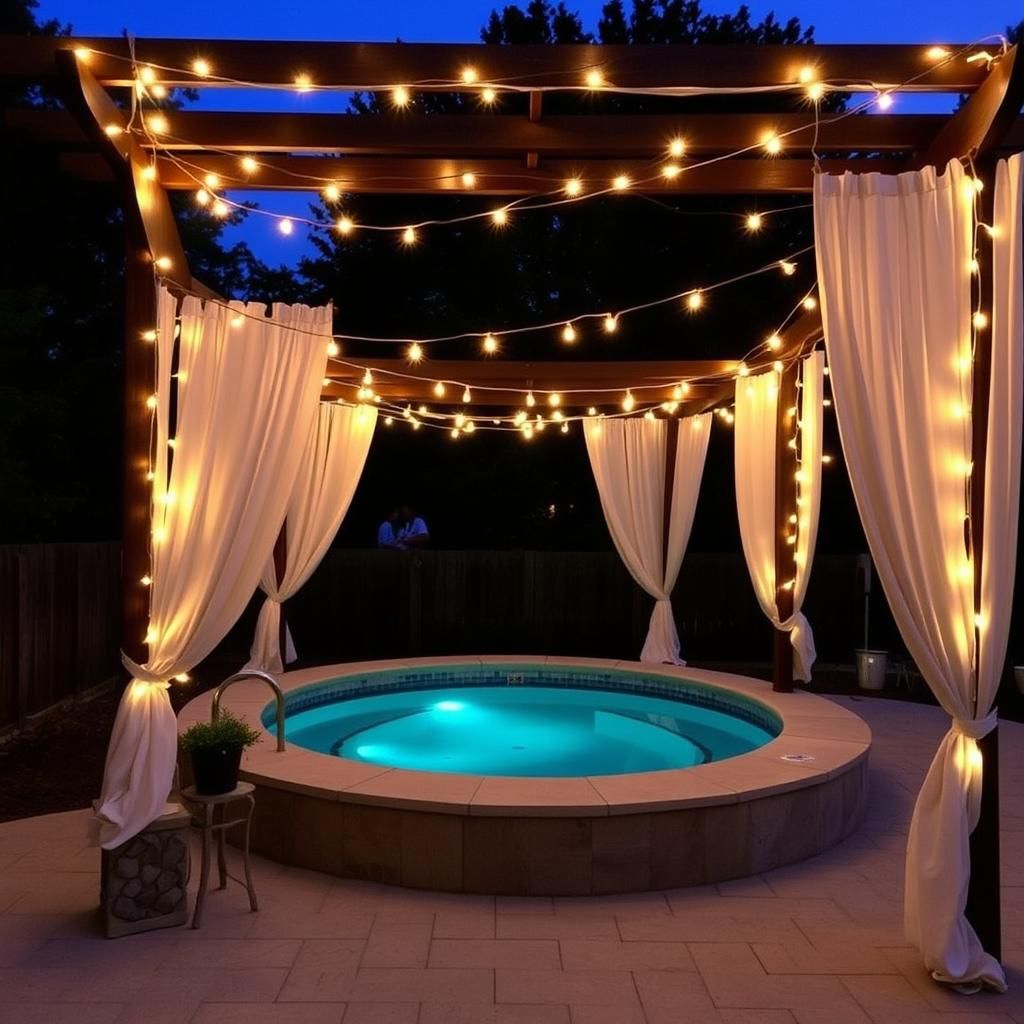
(179, 712, 261, 751)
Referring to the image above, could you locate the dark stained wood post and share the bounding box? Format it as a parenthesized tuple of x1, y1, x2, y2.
(772, 362, 799, 692)
(272, 523, 288, 666)
(965, 156, 1000, 960)
(661, 417, 680, 647)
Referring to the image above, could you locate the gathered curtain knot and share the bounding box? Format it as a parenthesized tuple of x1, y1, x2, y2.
(951, 712, 998, 742)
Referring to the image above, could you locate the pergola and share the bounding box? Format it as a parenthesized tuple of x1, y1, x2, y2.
(4, 33, 1024, 969)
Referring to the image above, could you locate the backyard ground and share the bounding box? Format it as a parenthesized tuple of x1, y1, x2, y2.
(1, 696, 1023, 1023)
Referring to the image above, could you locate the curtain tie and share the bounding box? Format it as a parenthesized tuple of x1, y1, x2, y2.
(951, 712, 998, 742)
(120, 651, 172, 687)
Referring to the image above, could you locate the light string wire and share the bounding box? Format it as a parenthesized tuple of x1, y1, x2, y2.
(119, 35, 1005, 238)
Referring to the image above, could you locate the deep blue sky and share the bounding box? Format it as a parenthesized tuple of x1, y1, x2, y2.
(42, 0, 1020, 265)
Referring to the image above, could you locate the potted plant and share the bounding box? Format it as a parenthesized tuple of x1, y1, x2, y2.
(180, 712, 261, 795)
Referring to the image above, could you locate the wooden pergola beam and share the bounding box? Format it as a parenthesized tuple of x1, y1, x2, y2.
(149, 155, 899, 195)
(9, 38, 991, 92)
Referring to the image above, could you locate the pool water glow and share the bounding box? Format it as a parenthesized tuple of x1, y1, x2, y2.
(273, 683, 776, 776)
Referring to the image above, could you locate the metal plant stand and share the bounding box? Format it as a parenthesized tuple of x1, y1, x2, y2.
(182, 782, 258, 929)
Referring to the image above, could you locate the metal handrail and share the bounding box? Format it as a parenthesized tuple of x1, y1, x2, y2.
(211, 669, 286, 752)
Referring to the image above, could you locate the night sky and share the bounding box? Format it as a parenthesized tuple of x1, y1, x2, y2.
(39, 0, 1022, 263)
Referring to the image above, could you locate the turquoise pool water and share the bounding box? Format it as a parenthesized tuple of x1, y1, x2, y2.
(272, 675, 778, 777)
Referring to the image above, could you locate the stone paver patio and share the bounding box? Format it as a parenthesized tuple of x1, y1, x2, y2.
(3, 694, 1024, 1023)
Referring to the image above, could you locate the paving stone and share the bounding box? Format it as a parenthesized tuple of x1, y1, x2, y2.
(430, 938, 561, 969)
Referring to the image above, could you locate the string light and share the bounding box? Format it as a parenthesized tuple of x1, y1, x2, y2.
(588, 406, 598, 416)
(806, 81, 826, 102)
(762, 131, 782, 156)
(145, 394, 158, 410)
(140, 165, 157, 182)
(802, 296, 818, 311)
(686, 290, 704, 312)
(138, 65, 156, 85)
(141, 329, 157, 342)
(491, 207, 509, 226)
(926, 46, 951, 61)
(875, 91, 893, 110)
(327, 341, 340, 357)
(230, 315, 244, 328)
(767, 333, 782, 350)
(407, 343, 424, 363)
(322, 183, 341, 202)
(192, 58, 211, 77)
(612, 174, 631, 191)
(401, 226, 417, 245)
(294, 73, 313, 92)
(154, 256, 173, 271)
(203, 172, 221, 189)
(336, 215, 355, 235)
(585, 69, 604, 89)
(672, 383, 689, 400)
(392, 85, 411, 108)
(73, 46, 90, 62)
(433, 381, 446, 398)
(603, 314, 618, 334)
(461, 387, 472, 403)
(240, 156, 259, 174)
(212, 199, 229, 218)
(146, 114, 169, 135)
(779, 260, 797, 276)
(104, 124, 123, 137)
(548, 393, 561, 407)
(482, 333, 499, 354)
(972, 311, 989, 330)
(565, 178, 582, 197)
(668, 138, 686, 158)
(278, 218, 294, 235)
(737, 363, 750, 377)
(480, 87, 497, 104)
(462, 172, 477, 188)
(461, 66, 478, 84)
(622, 391, 635, 412)
(661, 164, 682, 180)
(362, 369, 374, 386)
(561, 323, 577, 344)
(526, 391, 536, 407)
(746, 213, 763, 231)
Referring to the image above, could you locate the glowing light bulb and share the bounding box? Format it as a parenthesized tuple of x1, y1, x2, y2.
(433, 380, 446, 398)
(140, 574, 152, 586)
(192, 58, 211, 77)
(661, 163, 681, 180)
(481, 87, 497, 104)
(548, 393, 561, 407)
(141, 329, 157, 342)
(73, 47, 91, 62)
(461, 171, 477, 188)
(146, 114, 169, 134)
(323, 377, 332, 388)
(212, 199, 229, 218)
(454, 412, 466, 428)
(154, 256, 172, 271)
(644, 410, 656, 422)
(780, 260, 797, 276)
(491, 207, 509, 226)
(822, 454, 834, 464)
(384, 416, 393, 426)
(526, 392, 536, 408)
(392, 85, 411, 108)
(806, 82, 826, 102)
(461, 66, 478, 84)
(450, 428, 460, 439)
(139, 65, 156, 85)
(461, 387, 471, 403)
(587, 406, 597, 416)
(230, 315, 244, 329)
(144, 626, 159, 644)
(336, 215, 354, 235)
(326, 341, 339, 357)
(766, 334, 782, 351)
(561, 422, 569, 434)
(622, 391, 635, 412)
(401, 226, 417, 246)
(762, 131, 782, 156)
(875, 91, 893, 110)
(672, 383, 689, 401)
(278, 218, 294, 236)
(294, 73, 313, 92)
(151, 84, 167, 99)
(141, 165, 157, 182)
(972, 311, 989, 330)
(145, 394, 158, 410)
(926, 46, 951, 61)
(407, 342, 423, 363)
(482, 333, 498, 354)
(686, 290, 704, 312)
(612, 174, 631, 191)
(561, 323, 577, 344)
(604, 314, 618, 334)
(967, 258, 980, 274)
(565, 177, 582, 197)
(362, 369, 373, 386)
(104, 124, 123, 137)
(668, 138, 686, 158)
(240, 156, 258, 175)
(802, 296, 818, 311)
(322, 183, 341, 202)
(738, 363, 750, 377)
(585, 69, 604, 89)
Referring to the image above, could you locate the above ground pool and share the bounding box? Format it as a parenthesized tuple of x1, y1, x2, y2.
(266, 664, 780, 776)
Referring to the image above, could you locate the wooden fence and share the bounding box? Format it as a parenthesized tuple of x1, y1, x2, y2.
(0, 542, 121, 731)
(2, 542, 904, 732)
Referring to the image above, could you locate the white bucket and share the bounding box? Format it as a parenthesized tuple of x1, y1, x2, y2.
(856, 650, 888, 691)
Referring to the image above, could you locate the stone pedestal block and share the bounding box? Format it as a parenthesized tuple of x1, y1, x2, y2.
(100, 802, 191, 938)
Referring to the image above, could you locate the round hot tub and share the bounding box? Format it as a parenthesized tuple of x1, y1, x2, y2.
(178, 657, 870, 895)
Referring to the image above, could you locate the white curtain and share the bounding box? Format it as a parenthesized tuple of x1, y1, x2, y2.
(734, 354, 823, 681)
(584, 414, 711, 664)
(93, 288, 330, 850)
(815, 156, 1022, 990)
(247, 402, 377, 673)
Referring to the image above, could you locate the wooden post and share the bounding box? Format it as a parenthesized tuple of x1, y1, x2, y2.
(772, 363, 799, 692)
(272, 523, 288, 667)
(965, 157, 1000, 960)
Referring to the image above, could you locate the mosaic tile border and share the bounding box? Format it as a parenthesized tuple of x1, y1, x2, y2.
(260, 664, 782, 737)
